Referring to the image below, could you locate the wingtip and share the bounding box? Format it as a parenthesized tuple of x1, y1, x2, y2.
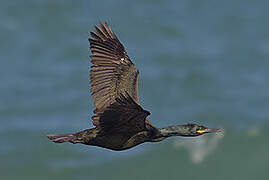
(104, 21, 109, 27)
(98, 21, 103, 28)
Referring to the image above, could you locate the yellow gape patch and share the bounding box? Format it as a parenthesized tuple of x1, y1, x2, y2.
(197, 130, 205, 134)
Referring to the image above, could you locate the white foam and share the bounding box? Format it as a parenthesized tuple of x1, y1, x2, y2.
(173, 132, 225, 164)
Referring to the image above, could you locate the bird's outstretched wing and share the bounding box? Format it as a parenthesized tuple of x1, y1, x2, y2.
(89, 22, 140, 118)
(93, 92, 150, 136)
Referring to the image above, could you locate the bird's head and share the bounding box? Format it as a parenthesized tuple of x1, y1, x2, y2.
(185, 123, 222, 136)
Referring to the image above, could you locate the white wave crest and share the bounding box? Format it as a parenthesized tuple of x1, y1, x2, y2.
(173, 132, 225, 164)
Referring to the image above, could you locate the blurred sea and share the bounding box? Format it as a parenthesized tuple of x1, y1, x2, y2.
(1, 0, 269, 180)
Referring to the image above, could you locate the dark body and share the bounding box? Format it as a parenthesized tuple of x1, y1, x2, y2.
(47, 22, 221, 151)
(72, 94, 163, 151)
(75, 126, 154, 151)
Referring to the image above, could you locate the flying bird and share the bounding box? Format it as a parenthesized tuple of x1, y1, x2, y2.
(47, 22, 222, 151)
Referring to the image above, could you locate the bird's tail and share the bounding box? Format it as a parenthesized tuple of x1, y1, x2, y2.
(47, 134, 77, 143)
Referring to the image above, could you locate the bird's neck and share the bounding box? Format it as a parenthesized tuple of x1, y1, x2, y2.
(158, 125, 193, 138)
(147, 124, 195, 142)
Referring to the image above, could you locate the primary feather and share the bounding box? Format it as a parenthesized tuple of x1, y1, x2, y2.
(89, 22, 140, 118)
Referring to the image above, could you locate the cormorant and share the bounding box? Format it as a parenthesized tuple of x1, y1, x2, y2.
(47, 22, 222, 151)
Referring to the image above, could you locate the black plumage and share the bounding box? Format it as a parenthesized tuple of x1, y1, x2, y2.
(47, 22, 222, 151)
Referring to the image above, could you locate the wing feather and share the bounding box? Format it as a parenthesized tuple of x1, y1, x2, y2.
(96, 92, 150, 135)
(89, 22, 140, 121)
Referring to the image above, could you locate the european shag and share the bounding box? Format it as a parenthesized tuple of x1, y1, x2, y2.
(47, 22, 222, 151)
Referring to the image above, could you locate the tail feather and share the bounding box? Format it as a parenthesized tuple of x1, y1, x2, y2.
(47, 134, 77, 143)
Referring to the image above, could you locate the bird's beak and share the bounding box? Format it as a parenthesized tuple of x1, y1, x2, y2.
(204, 128, 222, 133)
(197, 128, 222, 134)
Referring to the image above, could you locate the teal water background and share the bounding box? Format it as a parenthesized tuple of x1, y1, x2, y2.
(1, 0, 269, 179)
